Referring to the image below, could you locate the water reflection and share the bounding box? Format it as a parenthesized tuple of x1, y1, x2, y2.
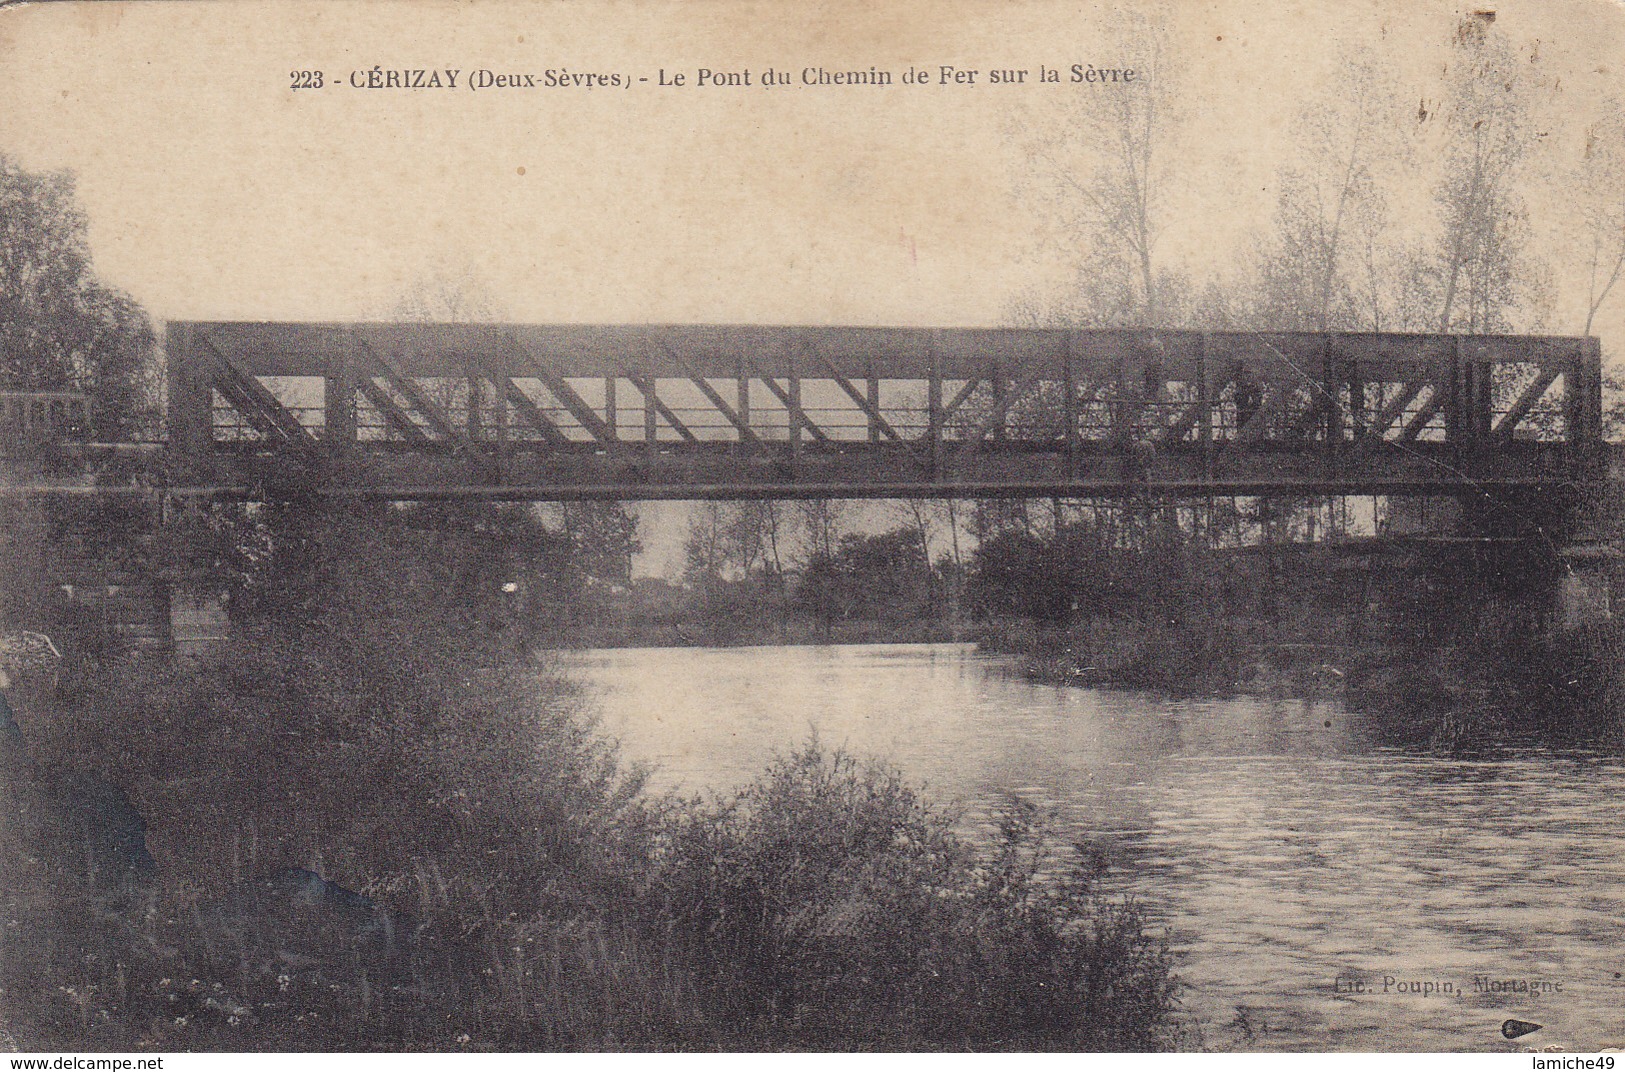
(566, 643, 1625, 1052)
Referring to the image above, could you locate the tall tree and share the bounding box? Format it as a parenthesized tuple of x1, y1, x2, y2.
(1574, 103, 1625, 336)
(682, 502, 731, 585)
(388, 267, 508, 434)
(797, 499, 846, 566)
(682, 501, 782, 585)
(558, 502, 641, 586)
(1429, 17, 1547, 335)
(393, 266, 505, 324)
(0, 153, 157, 437)
(1017, 7, 1184, 327)
(726, 501, 787, 583)
(1248, 54, 1407, 332)
(1564, 102, 1625, 440)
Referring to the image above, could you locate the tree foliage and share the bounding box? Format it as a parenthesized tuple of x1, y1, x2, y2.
(1014, 14, 1585, 345)
(1429, 20, 1548, 334)
(645, 740, 1179, 1049)
(1244, 54, 1407, 332)
(0, 154, 157, 437)
(792, 529, 933, 626)
(555, 502, 641, 587)
(1575, 103, 1625, 335)
(62, 500, 650, 910)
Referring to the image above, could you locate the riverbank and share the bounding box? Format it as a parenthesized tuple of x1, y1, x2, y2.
(564, 615, 969, 649)
(1, 682, 1181, 1051)
(0, 504, 1182, 1053)
(979, 613, 1625, 749)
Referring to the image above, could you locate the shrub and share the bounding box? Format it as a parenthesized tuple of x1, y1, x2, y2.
(38, 501, 653, 919)
(641, 739, 1180, 1050)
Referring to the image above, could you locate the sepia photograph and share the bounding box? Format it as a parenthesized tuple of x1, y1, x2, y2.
(0, 0, 1623, 1058)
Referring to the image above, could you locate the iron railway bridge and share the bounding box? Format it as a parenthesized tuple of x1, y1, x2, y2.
(9, 322, 1612, 502)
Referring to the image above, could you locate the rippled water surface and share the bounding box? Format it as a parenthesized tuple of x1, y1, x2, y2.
(565, 642, 1625, 1052)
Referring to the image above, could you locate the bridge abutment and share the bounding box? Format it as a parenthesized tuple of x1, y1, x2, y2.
(1553, 452, 1625, 632)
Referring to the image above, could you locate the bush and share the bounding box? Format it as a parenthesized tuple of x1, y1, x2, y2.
(32, 500, 650, 917)
(642, 740, 1180, 1050)
(3, 503, 666, 1050)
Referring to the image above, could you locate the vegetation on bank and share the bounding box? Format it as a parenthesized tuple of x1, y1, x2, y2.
(966, 503, 1625, 747)
(0, 502, 1181, 1052)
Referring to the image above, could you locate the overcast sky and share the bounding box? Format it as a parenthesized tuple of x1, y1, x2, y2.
(3, 1, 1621, 331)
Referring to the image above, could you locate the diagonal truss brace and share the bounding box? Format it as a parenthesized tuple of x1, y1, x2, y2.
(1492, 368, 1562, 439)
(758, 376, 831, 442)
(815, 354, 902, 441)
(1232, 380, 1296, 443)
(941, 377, 983, 424)
(1348, 380, 1427, 456)
(656, 343, 767, 451)
(355, 378, 431, 443)
(628, 377, 699, 442)
(686, 375, 766, 448)
(1160, 394, 1209, 443)
(502, 381, 571, 444)
(950, 370, 1042, 465)
(504, 334, 616, 445)
(197, 334, 319, 453)
(353, 336, 468, 445)
(929, 377, 985, 446)
(1360, 381, 1426, 439)
(1397, 391, 1446, 442)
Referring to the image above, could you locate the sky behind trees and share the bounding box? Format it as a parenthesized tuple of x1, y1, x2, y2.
(4, 0, 1623, 574)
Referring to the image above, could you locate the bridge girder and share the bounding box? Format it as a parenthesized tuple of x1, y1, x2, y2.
(146, 322, 1606, 502)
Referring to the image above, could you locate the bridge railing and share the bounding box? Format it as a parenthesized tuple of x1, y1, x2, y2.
(0, 391, 91, 456)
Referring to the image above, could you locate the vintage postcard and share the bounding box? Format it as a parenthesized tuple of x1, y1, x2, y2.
(0, 0, 1622, 1060)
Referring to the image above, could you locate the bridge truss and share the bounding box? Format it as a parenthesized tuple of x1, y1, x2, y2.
(158, 322, 1603, 501)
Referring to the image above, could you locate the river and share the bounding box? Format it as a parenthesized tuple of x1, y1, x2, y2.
(563, 642, 1625, 1052)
